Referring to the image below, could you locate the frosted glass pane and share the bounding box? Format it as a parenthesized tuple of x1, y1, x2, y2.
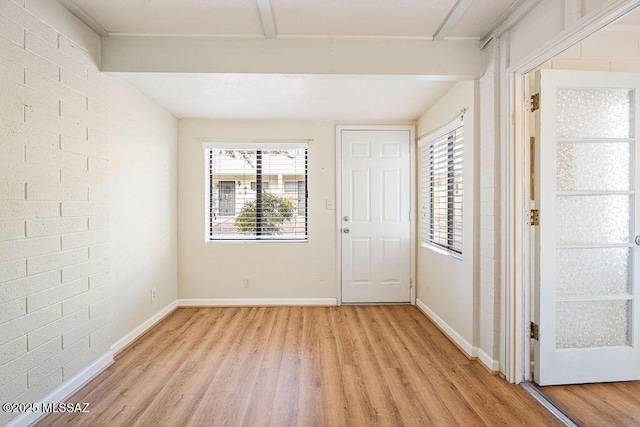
(557, 89, 632, 138)
(556, 195, 630, 244)
(557, 248, 630, 298)
(556, 300, 629, 349)
(557, 142, 630, 191)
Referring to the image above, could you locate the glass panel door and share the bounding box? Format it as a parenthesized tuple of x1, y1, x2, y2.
(534, 69, 640, 385)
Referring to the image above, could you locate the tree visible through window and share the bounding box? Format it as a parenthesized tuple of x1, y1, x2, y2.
(419, 119, 464, 255)
(205, 143, 308, 241)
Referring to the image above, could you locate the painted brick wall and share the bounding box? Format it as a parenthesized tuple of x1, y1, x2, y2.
(0, 1, 109, 424)
(541, 26, 640, 72)
(478, 40, 501, 370)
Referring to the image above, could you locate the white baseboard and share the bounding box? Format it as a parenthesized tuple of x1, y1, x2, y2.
(110, 300, 178, 355)
(6, 351, 113, 427)
(478, 348, 500, 372)
(415, 298, 477, 358)
(178, 298, 337, 307)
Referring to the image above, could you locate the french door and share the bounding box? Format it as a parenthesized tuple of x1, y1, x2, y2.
(533, 69, 640, 385)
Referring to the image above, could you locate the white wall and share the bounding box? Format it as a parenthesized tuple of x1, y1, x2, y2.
(415, 81, 479, 360)
(178, 120, 336, 301)
(0, 1, 178, 423)
(478, 40, 502, 371)
(108, 77, 178, 347)
(538, 24, 640, 72)
(0, 1, 108, 424)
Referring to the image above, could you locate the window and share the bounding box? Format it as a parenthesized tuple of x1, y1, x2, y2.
(205, 142, 308, 241)
(250, 181, 270, 191)
(419, 117, 464, 255)
(283, 181, 297, 193)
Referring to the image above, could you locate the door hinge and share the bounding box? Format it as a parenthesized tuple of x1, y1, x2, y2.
(530, 93, 540, 112)
(530, 209, 540, 226)
(530, 322, 539, 340)
(409, 278, 413, 289)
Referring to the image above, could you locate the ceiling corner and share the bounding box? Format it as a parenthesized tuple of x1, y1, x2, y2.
(57, 0, 109, 37)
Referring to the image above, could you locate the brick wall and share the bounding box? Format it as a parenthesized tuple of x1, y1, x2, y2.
(0, 1, 110, 424)
(478, 40, 501, 370)
(539, 26, 640, 72)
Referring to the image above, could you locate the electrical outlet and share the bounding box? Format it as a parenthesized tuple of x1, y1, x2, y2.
(243, 277, 250, 288)
(151, 287, 157, 302)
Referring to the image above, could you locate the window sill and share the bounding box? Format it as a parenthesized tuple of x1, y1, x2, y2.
(206, 239, 309, 244)
(420, 242, 462, 260)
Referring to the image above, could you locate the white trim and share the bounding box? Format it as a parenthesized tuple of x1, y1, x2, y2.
(256, 0, 277, 39)
(178, 298, 337, 306)
(478, 348, 500, 372)
(410, 126, 417, 306)
(415, 298, 477, 358)
(57, 0, 109, 37)
(433, 0, 475, 41)
(5, 352, 113, 427)
(202, 140, 309, 149)
(335, 127, 343, 306)
(110, 301, 178, 355)
(420, 242, 463, 260)
(513, 1, 640, 74)
(335, 125, 417, 306)
(480, 0, 540, 47)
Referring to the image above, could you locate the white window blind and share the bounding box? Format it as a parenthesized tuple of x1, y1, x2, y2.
(419, 119, 464, 255)
(204, 142, 308, 241)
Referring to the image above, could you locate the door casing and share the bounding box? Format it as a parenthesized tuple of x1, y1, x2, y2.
(335, 125, 416, 306)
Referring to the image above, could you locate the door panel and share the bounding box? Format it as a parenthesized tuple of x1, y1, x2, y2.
(351, 169, 371, 222)
(341, 130, 411, 303)
(533, 69, 640, 385)
(219, 181, 235, 216)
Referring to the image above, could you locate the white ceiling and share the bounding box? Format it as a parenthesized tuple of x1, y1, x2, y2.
(67, 0, 518, 39)
(72, 0, 264, 36)
(115, 74, 456, 122)
(62, 0, 519, 121)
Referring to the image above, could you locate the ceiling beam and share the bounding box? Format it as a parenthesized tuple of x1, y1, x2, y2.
(480, 0, 540, 47)
(256, 0, 277, 39)
(56, 0, 108, 36)
(433, 0, 474, 41)
(101, 37, 483, 78)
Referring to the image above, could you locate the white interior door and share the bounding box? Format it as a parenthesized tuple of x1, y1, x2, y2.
(340, 129, 411, 303)
(534, 69, 640, 385)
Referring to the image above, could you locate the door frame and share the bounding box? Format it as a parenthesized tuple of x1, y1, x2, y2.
(335, 125, 416, 306)
(504, 1, 640, 383)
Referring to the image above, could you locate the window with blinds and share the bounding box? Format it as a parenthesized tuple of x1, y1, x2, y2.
(419, 118, 464, 255)
(204, 142, 308, 241)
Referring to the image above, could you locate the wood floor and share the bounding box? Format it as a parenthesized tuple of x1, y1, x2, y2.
(38, 306, 559, 426)
(541, 381, 640, 426)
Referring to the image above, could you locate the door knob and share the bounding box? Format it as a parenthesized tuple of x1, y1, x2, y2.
(343, 228, 350, 234)
(635, 235, 640, 245)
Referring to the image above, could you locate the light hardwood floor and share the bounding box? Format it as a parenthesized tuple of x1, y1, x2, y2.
(38, 306, 559, 426)
(541, 381, 640, 426)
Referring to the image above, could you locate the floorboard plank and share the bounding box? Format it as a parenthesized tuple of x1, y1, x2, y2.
(37, 306, 561, 427)
(541, 381, 640, 427)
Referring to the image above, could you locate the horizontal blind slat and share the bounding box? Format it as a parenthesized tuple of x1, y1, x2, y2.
(419, 124, 464, 254)
(208, 147, 308, 240)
